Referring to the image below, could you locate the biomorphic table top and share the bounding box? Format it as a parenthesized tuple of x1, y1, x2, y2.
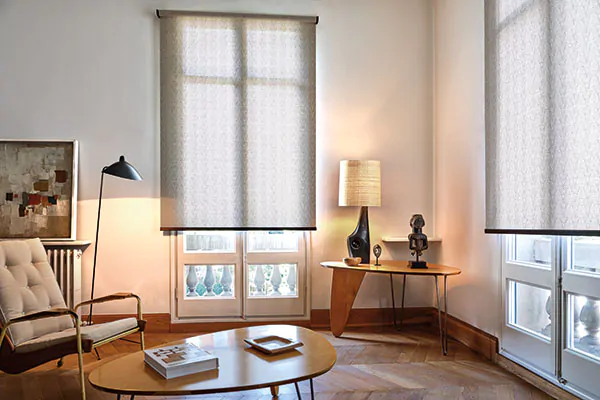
(320, 260, 461, 276)
(89, 325, 336, 397)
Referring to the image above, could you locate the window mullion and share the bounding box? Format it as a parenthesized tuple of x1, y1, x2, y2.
(241, 231, 247, 319)
(238, 20, 249, 227)
(553, 236, 565, 379)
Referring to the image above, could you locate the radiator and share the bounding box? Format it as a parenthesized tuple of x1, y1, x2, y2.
(43, 241, 90, 309)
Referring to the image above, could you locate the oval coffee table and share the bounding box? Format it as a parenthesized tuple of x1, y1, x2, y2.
(89, 325, 336, 399)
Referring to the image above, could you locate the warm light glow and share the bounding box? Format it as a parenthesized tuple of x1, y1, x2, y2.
(338, 160, 381, 207)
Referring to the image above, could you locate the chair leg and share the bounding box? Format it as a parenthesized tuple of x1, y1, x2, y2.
(75, 324, 86, 400)
(57, 357, 64, 368)
(139, 331, 145, 351)
(94, 347, 101, 360)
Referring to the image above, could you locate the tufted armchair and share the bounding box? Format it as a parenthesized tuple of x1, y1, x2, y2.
(0, 238, 146, 400)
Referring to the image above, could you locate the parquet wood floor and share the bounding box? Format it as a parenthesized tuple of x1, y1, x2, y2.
(0, 326, 551, 399)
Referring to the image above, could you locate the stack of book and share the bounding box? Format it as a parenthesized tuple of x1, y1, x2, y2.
(144, 342, 219, 379)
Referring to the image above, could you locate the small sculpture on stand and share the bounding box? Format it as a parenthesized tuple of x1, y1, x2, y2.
(408, 214, 428, 268)
(373, 244, 382, 266)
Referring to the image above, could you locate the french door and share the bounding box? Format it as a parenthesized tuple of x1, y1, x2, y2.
(245, 231, 307, 317)
(502, 235, 600, 399)
(561, 237, 600, 398)
(176, 232, 243, 318)
(501, 235, 557, 376)
(175, 231, 307, 320)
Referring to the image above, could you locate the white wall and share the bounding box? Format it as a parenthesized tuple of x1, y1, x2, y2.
(0, 0, 435, 314)
(433, 0, 502, 336)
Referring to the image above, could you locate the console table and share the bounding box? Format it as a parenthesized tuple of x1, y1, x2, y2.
(320, 261, 461, 355)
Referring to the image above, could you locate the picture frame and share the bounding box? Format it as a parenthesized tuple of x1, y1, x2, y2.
(0, 140, 78, 240)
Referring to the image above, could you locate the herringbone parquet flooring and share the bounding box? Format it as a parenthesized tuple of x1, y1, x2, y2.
(0, 326, 551, 399)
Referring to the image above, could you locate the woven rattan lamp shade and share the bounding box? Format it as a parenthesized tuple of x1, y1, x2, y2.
(339, 160, 381, 207)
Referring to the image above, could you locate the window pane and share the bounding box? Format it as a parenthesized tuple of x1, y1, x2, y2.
(247, 231, 299, 252)
(248, 264, 297, 297)
(508, 280, 551, 339)
(184, 264, 234, 298)
(184, 232, 235, 253)
(567, 293, 600, 362)
(246, 22, 306, 81)
(497, 0, 533, 23)
(571, 237, 600, 274)
(181, 83, 243, 227)
(509, 235, 551, 268)
(183, 21, 239, 78)
(246, 85, 312, 227)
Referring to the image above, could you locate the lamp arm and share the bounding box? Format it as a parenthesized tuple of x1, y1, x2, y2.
(88, 171, 105, 325)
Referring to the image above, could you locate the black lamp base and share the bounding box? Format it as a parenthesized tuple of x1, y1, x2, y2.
(347, 206, 370, 264)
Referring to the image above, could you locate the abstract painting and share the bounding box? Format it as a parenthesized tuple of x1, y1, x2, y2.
(0, 140, 78, 239)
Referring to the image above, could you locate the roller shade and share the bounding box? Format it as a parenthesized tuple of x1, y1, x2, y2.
(485, 0, 600, 235)
(159, 13, 316, 230)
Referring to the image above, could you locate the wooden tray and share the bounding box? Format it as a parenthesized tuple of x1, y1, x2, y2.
(244, 335, 304, 354)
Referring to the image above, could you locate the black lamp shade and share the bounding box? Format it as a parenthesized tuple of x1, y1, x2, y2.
(102, 155, 142, 181)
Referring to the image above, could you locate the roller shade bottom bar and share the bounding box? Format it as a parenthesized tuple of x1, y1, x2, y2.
(161, 227, 317, 231)
(485, 229, 600, 237)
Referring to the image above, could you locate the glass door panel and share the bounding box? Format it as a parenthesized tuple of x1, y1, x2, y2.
(508, 280, 552, 339)
(176, 232, 243, 318)
(561, 237, 600, 397)
(501, 235, 556, 375)
(245, 231, 306, 317)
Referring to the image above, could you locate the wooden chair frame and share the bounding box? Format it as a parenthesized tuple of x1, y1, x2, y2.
(0, 292, 145, 400)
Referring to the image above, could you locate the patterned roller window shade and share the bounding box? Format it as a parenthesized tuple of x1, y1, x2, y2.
(160, 14, 316, 230)
(485, 0, 600, 235)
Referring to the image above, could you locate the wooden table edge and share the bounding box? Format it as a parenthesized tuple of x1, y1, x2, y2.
(89, 360, 336, 397)
(88, 325, 337, 397)
(320, 261, 462, 276)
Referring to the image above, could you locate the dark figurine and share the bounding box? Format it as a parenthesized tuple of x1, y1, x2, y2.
(408, 214, 428, 268)
(373, 244, 382, 266)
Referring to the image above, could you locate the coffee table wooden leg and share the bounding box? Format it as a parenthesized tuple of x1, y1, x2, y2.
(330, 269, 366, 337)
(270, 385, 280, 397)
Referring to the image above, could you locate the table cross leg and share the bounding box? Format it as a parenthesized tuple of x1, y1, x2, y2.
(389, 274, 407, 330)
(444, 275, 448, 353)
(293, 379, 315, 400)
(434, 276, 448, 355)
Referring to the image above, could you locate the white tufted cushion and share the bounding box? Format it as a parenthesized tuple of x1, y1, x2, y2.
(0, 238, 73, 346)
(15, 317, 139, 354)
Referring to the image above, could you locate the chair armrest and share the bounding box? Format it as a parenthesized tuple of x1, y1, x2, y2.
(74, 292, 143, 321)
(7, 308, 78, 324)
(0, 308, 81, 351)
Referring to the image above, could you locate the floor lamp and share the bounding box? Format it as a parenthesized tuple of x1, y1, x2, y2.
(88, 156, 142, 325)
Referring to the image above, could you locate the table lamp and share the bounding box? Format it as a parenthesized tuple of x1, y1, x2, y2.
(88, 156, 142, 325)
(339, 160, 381, 264)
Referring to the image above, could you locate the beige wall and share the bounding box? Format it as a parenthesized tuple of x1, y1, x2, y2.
(0, 0, 435, 315)
(433, 0, 502, 336)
